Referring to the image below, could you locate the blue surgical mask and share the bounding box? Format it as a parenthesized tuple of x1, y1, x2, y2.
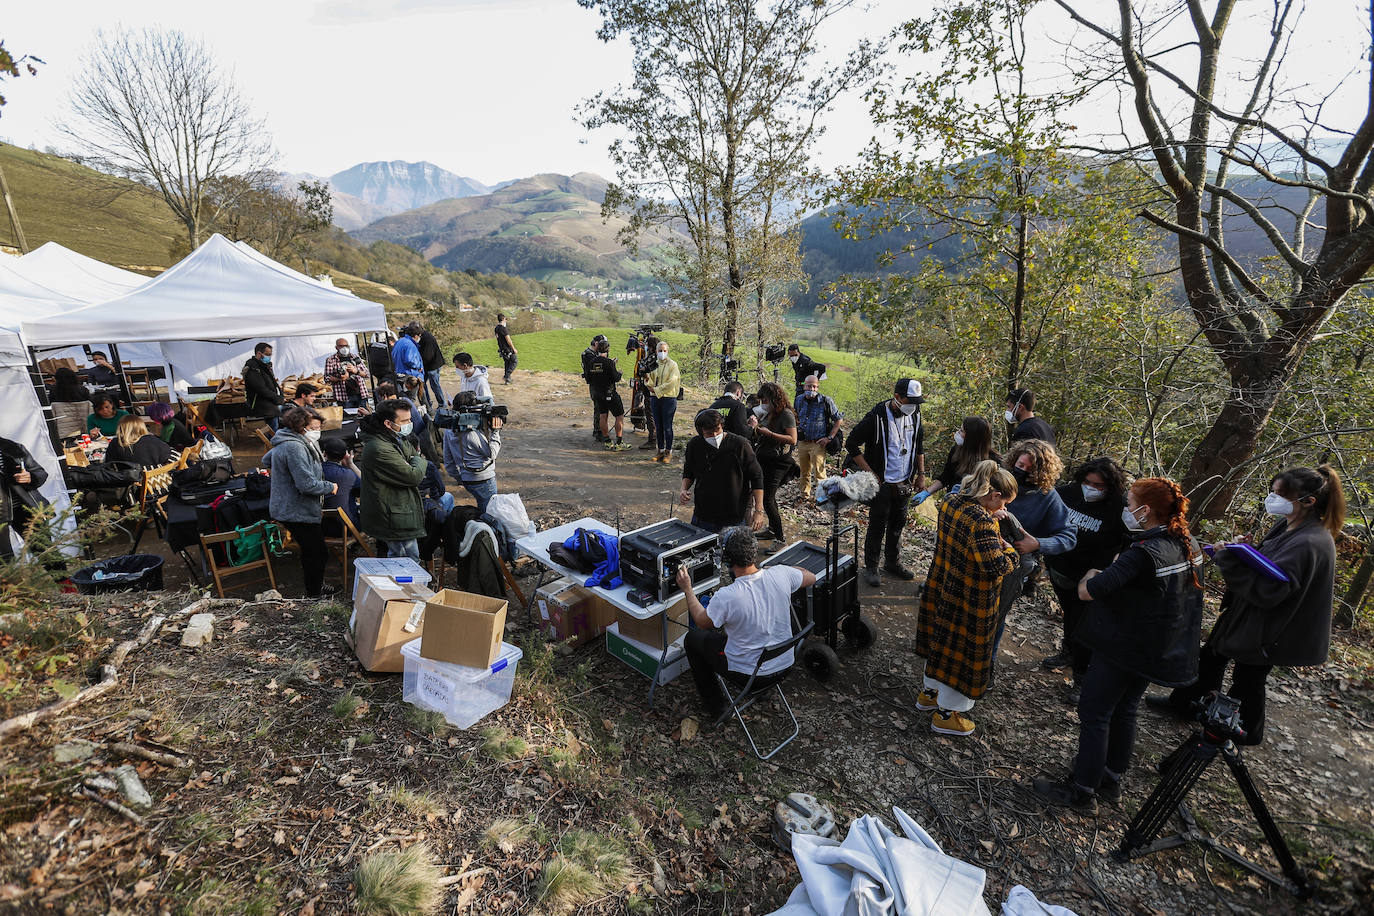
(261, 354, 272, 365)
(399, 421, 414, 437)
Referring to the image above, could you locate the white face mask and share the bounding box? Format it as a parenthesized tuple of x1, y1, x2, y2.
(752, 404, 767, 418)
(305, 429, 322, 442)
(393, 421, 413, 437)
(1122, 505, 1145, 531)
(656, 349, 668, 359)
(898, 401, 918, 416)
(337, 347, 350, 356)
(1082, 484, 1106, 502)
(953, 430, 966, 447)
(804, 389, 818, 399)
(1004, 409, 1018, 424)
(789, 355, 799, 364)
(462, 367, 474, 377)
(1264, 492, 1294, 516)
(705, 433, 724, 448)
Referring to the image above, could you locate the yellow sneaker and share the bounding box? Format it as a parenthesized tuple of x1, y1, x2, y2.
(932, 709, 975, 736)
(915, 688, 938, 711)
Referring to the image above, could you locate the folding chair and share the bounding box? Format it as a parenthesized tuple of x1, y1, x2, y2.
(714, 620, 815, 760)
(253, 426, 274, 450)
(128, 458, 179, 552)
(173, 439, 204, 470)
(324, 507, 374, 594)
(200, 522, 279, 597)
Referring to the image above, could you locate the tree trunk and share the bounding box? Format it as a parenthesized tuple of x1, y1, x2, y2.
(1337, 548, 1373, 629)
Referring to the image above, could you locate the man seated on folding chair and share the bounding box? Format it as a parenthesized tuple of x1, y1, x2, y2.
(676, 527, 816, 722)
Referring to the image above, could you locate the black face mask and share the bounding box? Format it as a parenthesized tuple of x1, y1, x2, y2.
(1011, 466, 1030, 485)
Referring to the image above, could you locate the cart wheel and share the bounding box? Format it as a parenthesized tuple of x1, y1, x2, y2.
(802, 643, 840, 681)
(843, 615, 878, 650)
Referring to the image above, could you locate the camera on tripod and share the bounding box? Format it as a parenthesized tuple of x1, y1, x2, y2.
(627, 323, 665, 375)
(764, 344, 787, 363)
(1197, 691, 1246, 743)
(433, 399, 509, 431)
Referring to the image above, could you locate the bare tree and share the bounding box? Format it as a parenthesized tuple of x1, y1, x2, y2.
(60, 27, 274, 250)
(1053, 0, 1374, 516)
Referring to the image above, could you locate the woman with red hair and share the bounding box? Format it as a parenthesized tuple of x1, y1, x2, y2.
(1033, 476, 1203, 813)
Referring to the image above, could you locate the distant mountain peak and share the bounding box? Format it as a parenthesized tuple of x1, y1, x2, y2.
(327, 160, 492, 222)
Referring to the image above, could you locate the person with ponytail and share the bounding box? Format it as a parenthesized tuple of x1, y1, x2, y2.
(1034, 477, 1203, 813)
(1152, 465, 1346, 745)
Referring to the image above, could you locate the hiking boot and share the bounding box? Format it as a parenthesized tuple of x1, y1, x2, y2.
(1145, 693, 1192, 718)
(640, 440, 657, 449)
(1096, 775, 1122, 806)
(1032, 775, 1098, 814)
(1040, 649, 1072, 670)
(915, 688, 938, 712)
(1063, 683, 1082, 707)
(883, 563, 916, 581)
(862, 568, 881, 588)
(931, 709, 975, 736)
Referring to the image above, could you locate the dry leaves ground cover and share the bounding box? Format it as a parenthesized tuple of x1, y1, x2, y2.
(1, 369, 1372, 913)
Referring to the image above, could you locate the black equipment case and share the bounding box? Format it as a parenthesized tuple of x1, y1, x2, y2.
(619, 519, 719, 602)
(761, 526, 872, 680)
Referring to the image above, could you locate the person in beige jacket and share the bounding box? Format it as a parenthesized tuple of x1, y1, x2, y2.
(643, 340, 681, 462)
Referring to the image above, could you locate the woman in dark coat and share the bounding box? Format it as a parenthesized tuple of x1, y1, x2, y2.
(914, 416, 999, 503)
(747, 381, 797, 542)
(915, 460, 1020, 737)
(1034, 476, 1203, 812)
(1155, 465, 1346, 745)
(1, 436, 50, 559)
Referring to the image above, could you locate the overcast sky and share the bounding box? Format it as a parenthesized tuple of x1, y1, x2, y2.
(1, 1, 1368, 186)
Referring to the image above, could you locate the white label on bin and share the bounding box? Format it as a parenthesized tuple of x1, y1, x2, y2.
(419, 670, 455, 708)
(402, 602, 424, 633)
(537, 599, 549, 622)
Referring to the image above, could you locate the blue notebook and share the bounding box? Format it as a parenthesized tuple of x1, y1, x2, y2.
(1202, 543, 1290, 583)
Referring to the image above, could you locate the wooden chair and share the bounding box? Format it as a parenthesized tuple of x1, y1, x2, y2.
(128, 458, 179, 552)
(180, 399, 209, 431)
(253, 426, 274, 450)
(324, 508, 374, 594)
(200, 522, 279, 597)
(125, 368, 157, 402)
(174, 439, 204, 470)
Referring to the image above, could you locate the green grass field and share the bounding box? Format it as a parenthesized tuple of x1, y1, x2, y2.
(457, 326, 927, 415)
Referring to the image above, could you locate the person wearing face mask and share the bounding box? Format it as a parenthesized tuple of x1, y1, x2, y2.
(708, 379, 752, 440)
(1150, 465, 1346, 745)
(846, 378, 927, 587)
(680, 409, 765, 534)
(992, 439, 1076, 658)
(643, 340, 681, 462)
(442, 391, 505, 515)
(243, 341, 284, 431)
(391, 323, 426, 401)
(358, 399, 428, 560)
(325, 337, 368, 408)
(264, 407, 339, 598)
(1005, 387, 1056, 447)
(1040, 457, 1129, 700)
(747, 382, 798, 541)
(1033, 476, 1202, 813)
(786, 344, 823, 398)
(915, 460, 1021, 736)
(913, 417, 999, 505)
(792, 375, 843, 501)
(452, 351, 494, 401)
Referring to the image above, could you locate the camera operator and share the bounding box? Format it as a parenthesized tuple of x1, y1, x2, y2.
(583, 334, 610, 442)
(708, 379, 751, 439)
(441, 391, 503, 515)
(453, 351, 493, 400)
(680, 409, 765, 534)
(585, 337, 630, 450)
(628, 333, 660, 449)
(787, 344, 823, 398)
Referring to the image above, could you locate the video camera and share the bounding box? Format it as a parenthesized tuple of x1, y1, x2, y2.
(764, 344, 787, 363)
(628, 323, 665, 376)
(433, 398, 510, 432)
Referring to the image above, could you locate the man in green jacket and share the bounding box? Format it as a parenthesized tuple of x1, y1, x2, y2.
(359, 399, 428, 560)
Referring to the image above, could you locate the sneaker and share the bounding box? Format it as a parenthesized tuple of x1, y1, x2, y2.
(883, 563, 916, 581)
(915, 688, 938, 712)
(1063, 683, 1082, 707)
(863, 568, 881, 588)
(1032, 775, 1098, 814)
(931, 709, 975, 736)
(604, 440, 618, 450)
(613, 440, 631, 451)
(1040, 650, 1072, 670)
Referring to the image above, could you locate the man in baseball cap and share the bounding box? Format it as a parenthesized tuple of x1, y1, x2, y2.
(844, 377, 927, 587)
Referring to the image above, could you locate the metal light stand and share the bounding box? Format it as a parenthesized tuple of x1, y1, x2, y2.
(1117, 707, 1312, 898)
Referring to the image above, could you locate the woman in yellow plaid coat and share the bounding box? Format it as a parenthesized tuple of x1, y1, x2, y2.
(916, 460, 1020, 736)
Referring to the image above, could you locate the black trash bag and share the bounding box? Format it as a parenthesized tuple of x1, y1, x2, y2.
(70, 554, 165, 594)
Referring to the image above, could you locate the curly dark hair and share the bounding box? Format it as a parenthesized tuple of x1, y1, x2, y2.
(756, 382, 793, 419)
(1071, 457, 1128, 498)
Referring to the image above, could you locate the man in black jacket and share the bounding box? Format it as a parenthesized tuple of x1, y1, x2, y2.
(243, 342, 284, 431)
(418, 326, 446, 408)
(846, 378, 926, 587)
(1006, 387, 1056, 446)
(585, 338, 630, 449)
(680, 410, 765, 533)
(707, 380, 751, 440)
(787, 344, 823, 398)
(581, 334, 608, 442)
(1, 436, 49, 559)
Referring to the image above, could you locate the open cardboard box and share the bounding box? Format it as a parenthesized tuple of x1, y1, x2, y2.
(346, 575, 435, 672)
(615, 596, 690, 650)
(421, 588, 508, 669)
(536, 577, 618, 647)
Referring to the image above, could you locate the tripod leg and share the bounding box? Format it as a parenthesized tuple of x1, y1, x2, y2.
(1119, 732, 1218, 859)
(1222, 746, 1312, 898)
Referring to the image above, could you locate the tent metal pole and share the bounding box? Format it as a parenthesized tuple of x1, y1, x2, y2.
(26, 346, 63, 452)
(108, 342, 135, 407)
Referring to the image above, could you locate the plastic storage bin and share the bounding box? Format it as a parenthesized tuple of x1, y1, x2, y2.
(400, 639, 523, 729)
(352, 557, 432, 598)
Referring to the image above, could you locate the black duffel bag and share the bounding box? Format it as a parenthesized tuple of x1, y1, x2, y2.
(171, 458, 234, 494)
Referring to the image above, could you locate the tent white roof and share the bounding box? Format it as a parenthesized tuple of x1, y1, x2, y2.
(0, 253, 80, 323)
(20, 234, 386, 347)
(16, 241, 149, 302)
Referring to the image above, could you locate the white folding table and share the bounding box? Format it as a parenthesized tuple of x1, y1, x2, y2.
(515, 516, 720, 706)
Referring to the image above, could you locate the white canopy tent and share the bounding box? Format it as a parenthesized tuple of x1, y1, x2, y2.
(20, 234, 387, 389)
(0, 326, 71, 534)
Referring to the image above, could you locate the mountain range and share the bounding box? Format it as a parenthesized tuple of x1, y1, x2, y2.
(281, 160, 493, 231)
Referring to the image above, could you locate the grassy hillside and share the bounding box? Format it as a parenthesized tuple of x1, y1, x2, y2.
(0, 144, 181, 268)
(456, 326, 927, 416)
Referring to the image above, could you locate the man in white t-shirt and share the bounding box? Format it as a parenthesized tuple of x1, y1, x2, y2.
(676, 527, 817, 719)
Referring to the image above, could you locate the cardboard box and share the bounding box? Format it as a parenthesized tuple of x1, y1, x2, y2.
(39, 357, 79, 374)
(536, 577, 618, 647)
(615, 598, 690, 650)
(346, 575, 435, 672)
(606, 623, 688, 685)
(315, 405, 344, 431)
(421, 588, 508, 669)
